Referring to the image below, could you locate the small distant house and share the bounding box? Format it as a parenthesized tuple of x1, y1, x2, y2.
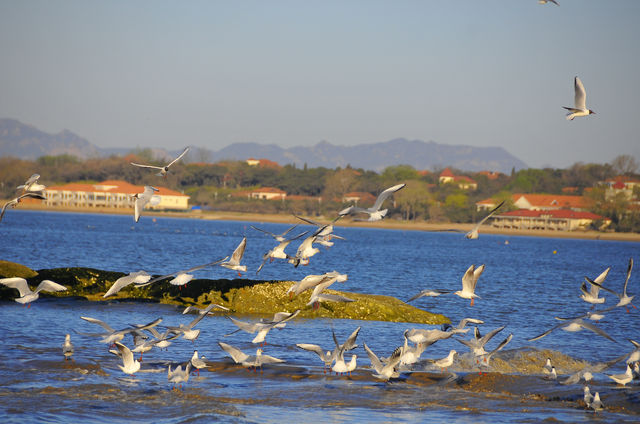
(342, 192, 377, 207)
(601, 176, 640, 201)
(476, 170, 502, 180)
(249, 187, 287, 200)
(438, 168, 477, 190)
(246, 158, 281, 169)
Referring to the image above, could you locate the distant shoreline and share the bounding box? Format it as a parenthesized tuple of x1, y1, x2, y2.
(10, 203, 640, 242)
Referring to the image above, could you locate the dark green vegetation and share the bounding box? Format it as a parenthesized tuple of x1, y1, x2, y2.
(1, 151, 639, 231)
(0, 261, 448, 325)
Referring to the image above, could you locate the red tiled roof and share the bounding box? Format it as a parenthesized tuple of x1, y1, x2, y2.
(453, 175, 477, 184)
(513, 193, 587, 209)
(498, 209, 607, 220)
(440, 168, 454, 177)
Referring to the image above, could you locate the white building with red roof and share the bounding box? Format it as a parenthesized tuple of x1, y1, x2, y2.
(491, 209, 610, 231)
(438, 168, 477, 190)
(476, 193, 588, 211)
(249, 187, 287, 200)
(43, 180, 190, 210)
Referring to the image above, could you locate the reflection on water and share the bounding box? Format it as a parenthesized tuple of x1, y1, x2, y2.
(0, 211, 640, 422)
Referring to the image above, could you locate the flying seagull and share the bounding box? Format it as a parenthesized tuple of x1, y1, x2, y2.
(455, 264, 485, 306)
(465, 200, 505, 239)
(135, 257, 228, 288)
(220, 237, 248, 276)
(339, 183, 405, 222)
(563, 76, 595, 120)
(586, 258, 635, 311)
(17, 173, 46, 193)
(1, 192, 47, 223)
(130, 146, 190, 177)
(132, 186, 159, 223)
(0, 277, 67, 305)
(539, 0, 559, 5)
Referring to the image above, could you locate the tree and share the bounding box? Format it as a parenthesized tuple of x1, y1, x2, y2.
(610, 154, 639, 176)
(394, 180, 431, 220)
(322, 168, 358, 201)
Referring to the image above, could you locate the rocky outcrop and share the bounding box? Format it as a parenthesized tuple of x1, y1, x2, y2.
(0, 262, 448, 325)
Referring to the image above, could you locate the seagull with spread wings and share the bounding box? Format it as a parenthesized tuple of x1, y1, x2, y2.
(563, 76, 595, 120)
(339, 183, 405, 222)
(130, 146, 190, 177)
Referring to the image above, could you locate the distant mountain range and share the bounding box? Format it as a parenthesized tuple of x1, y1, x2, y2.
(0, 118, 527, 173)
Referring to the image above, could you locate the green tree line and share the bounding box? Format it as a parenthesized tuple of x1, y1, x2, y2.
(1, 152, 638, 232)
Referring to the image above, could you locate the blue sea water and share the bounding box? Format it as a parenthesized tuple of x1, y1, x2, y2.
(1, 210, 639, 423)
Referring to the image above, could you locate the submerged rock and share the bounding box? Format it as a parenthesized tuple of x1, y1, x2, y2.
(0, 262, 448, 325)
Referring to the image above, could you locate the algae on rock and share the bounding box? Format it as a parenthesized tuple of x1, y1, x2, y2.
(0, 263, 448, 325)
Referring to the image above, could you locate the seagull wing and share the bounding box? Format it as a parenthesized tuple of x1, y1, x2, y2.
(528, 322, 567, 342)
(0, 277, 32, 297)
(574, 76, 587, 111)
(218, 342, 249, 363)
(115, 342, 135, 367)
(81, 316, 116, 333)
(228, 316, 258, 334)
(229, 237, 247, 265)
(363, 342, 383, 373)
(250, 225, 278, 239)
(342, 326, 361, 351)
(184, 256, 229, 273)
(166, 146, 190, 168)
(35, 279, 67, 293)
(371, 183, 406, 211)
(461, 265, 476, 292)
(104, 274, 137, 297)
(131, 162, 164, 171)
(296, 343, 325, 357)
(622, 257, 633, 297)
(579, 321, 616, 342)
(469, 200, 505, 235)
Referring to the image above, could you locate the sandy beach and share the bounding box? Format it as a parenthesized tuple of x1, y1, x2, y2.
(10, 202, 640, 242)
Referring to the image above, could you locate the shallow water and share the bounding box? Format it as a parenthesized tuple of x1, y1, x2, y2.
(1, 210, 640, 422)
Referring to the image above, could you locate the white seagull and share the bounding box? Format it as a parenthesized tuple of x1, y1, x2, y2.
(256, 231, 308, 274)
(0, 277, 67, 305)
(165, 303, 218, 341)
(62, 334, 74, 360)
(17, 173, 46, 193)
(457, 326, 506, 357)
(589, 392, 604, 413)
(432, 350, 458, 371)
(455, 264, 485, 306)
(563, 76, 595, 120)
(0, 192, 47, 223)
(364, 342, 402, 381)
(190, 350, 207, 376)
(168, 362, 192, 389)
(135, 257, 228, 288)
(580, 267, 610, 305)
(527, 317, 615, 342)
(250, 223, 299, 242)
(465, 200, 505, 239)
(114, 341, 141, 375)
(131, 146, 190, 177)
(80, 316, 162, 345)
(539, 0, 559, 5)
(586, 258, 635, 311)
(225, 309, 300, 344)
(608, 364, 634, 386)
(103, 271, 151, 297)
(220, 237, 248, 276)
(218, 342, 285, 372)
(339, 183, 406, 222)
(132, 186, 159, 223)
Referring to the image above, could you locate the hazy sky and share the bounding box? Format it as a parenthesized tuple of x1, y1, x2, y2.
(1, 0, 639, 169)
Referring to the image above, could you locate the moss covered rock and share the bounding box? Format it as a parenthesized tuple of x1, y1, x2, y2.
(1, 265, 449, 325)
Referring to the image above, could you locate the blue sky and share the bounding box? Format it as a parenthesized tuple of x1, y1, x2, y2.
(1, 0, 639, 169)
